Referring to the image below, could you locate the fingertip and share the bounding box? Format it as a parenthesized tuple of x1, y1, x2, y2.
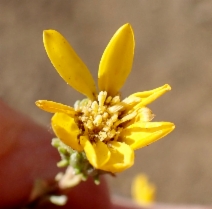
(0, 100, 59, 207)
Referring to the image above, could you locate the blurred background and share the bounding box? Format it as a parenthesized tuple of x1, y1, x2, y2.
(1, 0, 212, 205)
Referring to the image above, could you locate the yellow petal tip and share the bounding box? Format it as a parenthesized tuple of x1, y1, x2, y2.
(43, 30, 47, 35)
(122, 23, 132, 29)
(43, 29, 54, 38)
(35, 100, 42, 107)
(170, 123, 175, 130)
(164, 84, 171, 91)
(162, 122, 175, 136)
(43, 30, 60, 47)
(43, 30, 51, 42)
(117, 23, 134, 43)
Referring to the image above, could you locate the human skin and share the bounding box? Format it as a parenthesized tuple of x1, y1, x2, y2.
(0, 100, 111, 209)
(0, 100, 210, 209)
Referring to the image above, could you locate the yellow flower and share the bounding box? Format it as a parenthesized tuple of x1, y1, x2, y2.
(36, 24, 175, 173)
(131, 174, 155, 206)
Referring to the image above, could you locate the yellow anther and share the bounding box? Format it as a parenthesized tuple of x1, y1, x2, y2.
(108, 129, 116, 138)
(103, 126, 110, 132)
(107, 104, 124, 114)
(99, 131, 107, 141)
(105, 96, 112, 104)
(82, 107, 89, 116)
(98, 106, 106, 114)
(114, 111, 137, 127)
(94, 115, 103, 126)
(111, 113, 118, 122)
(86, 120, 94, 130)
(106, 119, 113, 128)
(102, 112, 109, 120)
(110, 95, 121, 105)
(91, 101, 98, 110)
(98, 91, 107, 107)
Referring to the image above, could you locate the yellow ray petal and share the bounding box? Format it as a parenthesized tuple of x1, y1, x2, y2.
(43, 30, 97, 100)
(80, 137, 111, 168)
(120, 122, 175, 150)
(131, 174, 155, 206)
(129, 84, 171, 111)
(100, 141, 134, 173)
(98, 23, 135, 96)
(130, 84, 171, 99)
(51, 113, 83, 151)
(35, 100, 75, 116)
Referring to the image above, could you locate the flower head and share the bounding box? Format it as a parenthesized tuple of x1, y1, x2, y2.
(131, 174, 155, 206)
(36, 24, 175, 173)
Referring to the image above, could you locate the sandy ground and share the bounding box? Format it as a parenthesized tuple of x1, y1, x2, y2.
(1, 1, 212, 205)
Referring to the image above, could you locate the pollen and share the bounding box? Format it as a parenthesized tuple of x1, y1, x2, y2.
(74, 91, 153, 143)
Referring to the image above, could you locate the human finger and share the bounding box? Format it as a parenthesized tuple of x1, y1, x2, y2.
(0, 100, 111, 209)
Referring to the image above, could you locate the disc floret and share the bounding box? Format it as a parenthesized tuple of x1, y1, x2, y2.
(74, 91, 150, 145)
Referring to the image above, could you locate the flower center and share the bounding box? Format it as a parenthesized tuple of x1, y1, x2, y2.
(74, 91, 152, 144)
